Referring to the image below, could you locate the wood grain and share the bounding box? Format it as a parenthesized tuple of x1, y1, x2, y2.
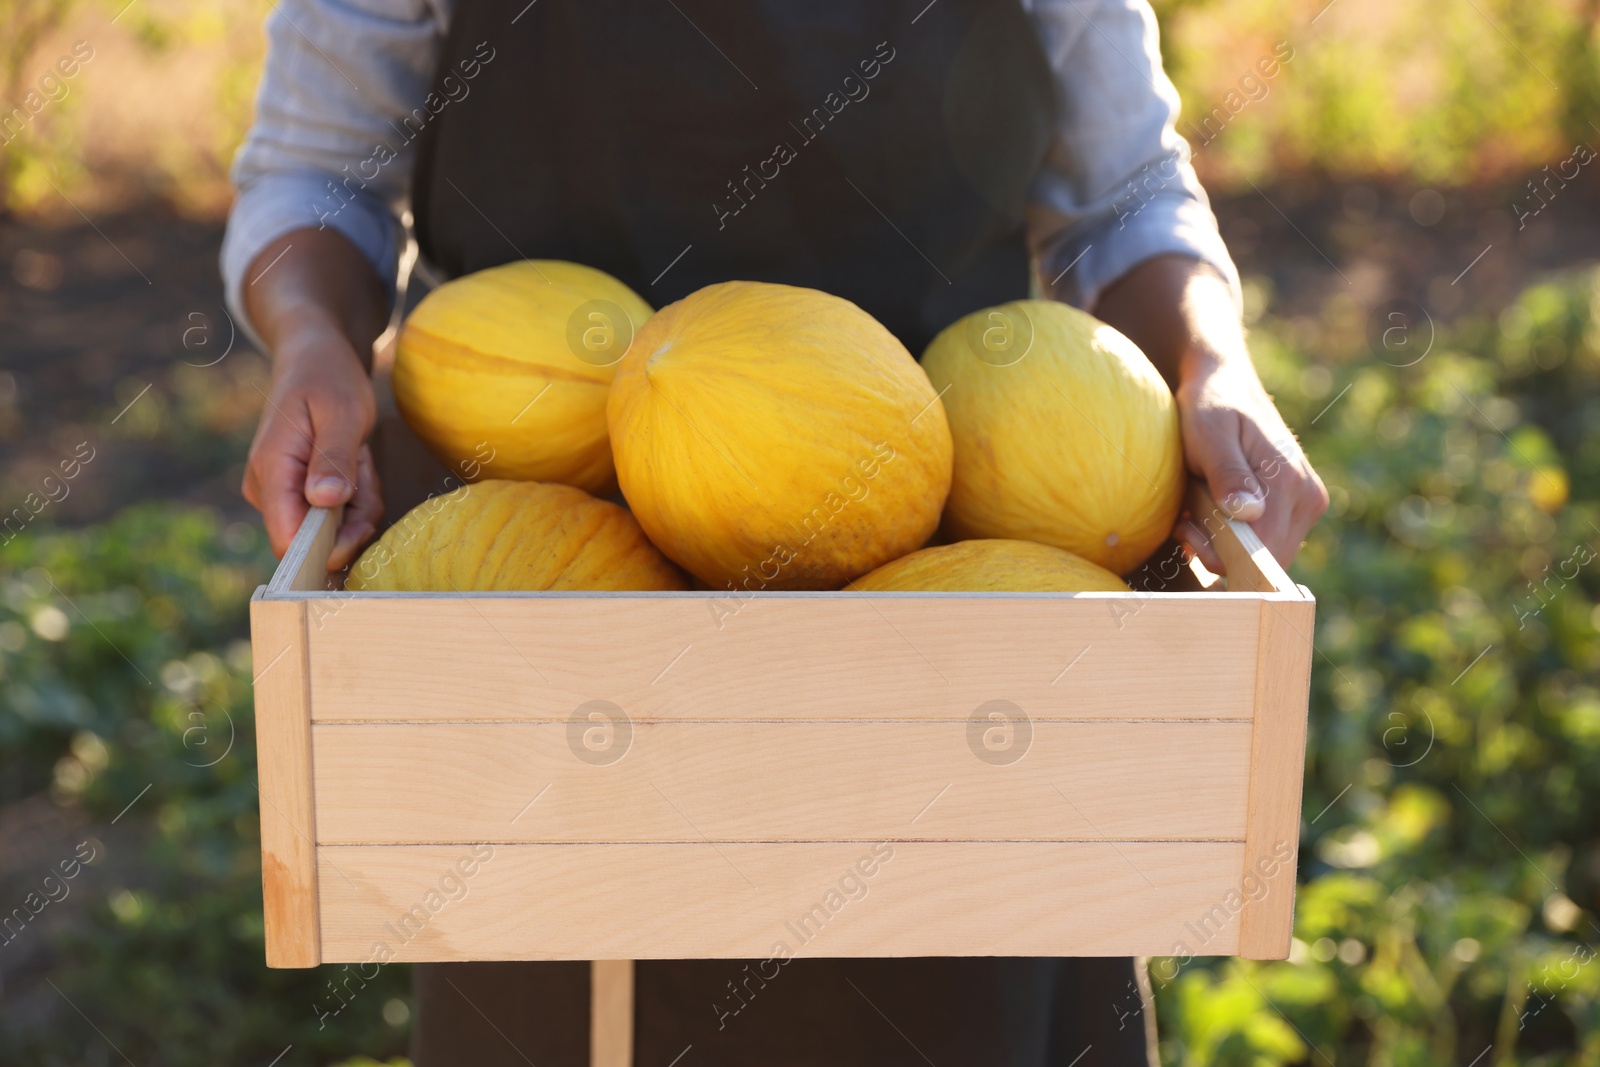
(315, 841, 1246, 961)
(250, 487, 1317, 967)
(591, 960, 634, 1067)
(311, 721, 1253, 843)
(249, 594, 321, 967)
(1236, 597, 1316, 958)
(301, 595, 1262, 722)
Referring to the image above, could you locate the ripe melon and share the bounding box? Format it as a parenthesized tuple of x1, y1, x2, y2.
(393, 260, 653, 495)
(849, 538, 1129, 592)
(345, 480, 688, 592)
(606, 281, 953, 591)
(921, 300, 1183, 574)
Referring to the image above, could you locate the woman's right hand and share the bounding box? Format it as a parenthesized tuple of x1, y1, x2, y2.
(239, 228, 391, 571)
(242, 325, 383, 570)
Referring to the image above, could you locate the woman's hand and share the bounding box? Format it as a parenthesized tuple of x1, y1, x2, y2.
(240, 228, 390, 571)
(1171, 352, 1327, 573)
(242, 326, 382, 570)
(1090, 253, 1327, 571)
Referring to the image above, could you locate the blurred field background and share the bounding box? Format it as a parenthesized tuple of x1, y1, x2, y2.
(2, 0, 1599, 1063)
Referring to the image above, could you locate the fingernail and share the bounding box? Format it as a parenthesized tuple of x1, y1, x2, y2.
(309, 476, 349, 499)
(1222, 491, 1262, 516)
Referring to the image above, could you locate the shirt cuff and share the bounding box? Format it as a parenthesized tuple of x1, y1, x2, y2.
(1040, 192, 1243, 316)
(220, 170, 403, 352)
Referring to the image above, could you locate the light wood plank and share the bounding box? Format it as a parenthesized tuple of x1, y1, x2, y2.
(1186, 482, 1300, 596)
(591, 960, 634, 1067)
(267, 506, 342, 594)
(311, 721, 1252, 843)
(1237, 597, 1316, 958)
(304, 596, 1261, 722)
(316, 841, 1245, 961)
(249, 595, 321, 967)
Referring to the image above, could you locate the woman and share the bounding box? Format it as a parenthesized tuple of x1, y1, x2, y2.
(226, 1, 1327, 1063)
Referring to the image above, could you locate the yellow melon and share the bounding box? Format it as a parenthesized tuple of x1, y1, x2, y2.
(921, 300, 1183, 574)
(345, 480, 688, 592)
(849, 538, 1129, 592)
(393, 260, 653, 494)
(606, 281, 953, 591)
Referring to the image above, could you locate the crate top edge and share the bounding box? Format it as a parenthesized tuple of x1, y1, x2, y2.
(263, 509, 1313, 604)
(252, 584, 1302, 603)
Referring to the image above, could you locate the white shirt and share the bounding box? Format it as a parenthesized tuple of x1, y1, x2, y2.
(221, 0, 1239, 338)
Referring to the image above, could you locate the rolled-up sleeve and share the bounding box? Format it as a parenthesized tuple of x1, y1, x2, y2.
(221, 0, 446, 344)
(1024, 0, 1241, 313)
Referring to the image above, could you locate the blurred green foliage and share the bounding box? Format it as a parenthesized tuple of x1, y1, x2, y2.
(0, 0, 272, 213)
(1153, 268, 1600, 1064)
(0, 510, 411, 1064)
(1152, 0, 1600, 186)
(0, 0, 79, 208)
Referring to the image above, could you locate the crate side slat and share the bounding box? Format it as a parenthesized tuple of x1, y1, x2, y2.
(1237, 598, 1316, 958)
(304, 597, 1260, 722)
(316, 841, 1244, 961)
(311, 721, 1252, 843)
(250, 597, 321, 967)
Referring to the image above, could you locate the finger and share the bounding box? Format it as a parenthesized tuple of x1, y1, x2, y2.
(347, 445, 385, 532)
(327, 446, 384, 572)
(1251, 505, 1295, 567)
(252, 409, 316, 558)
(241, 454, 261, 512)
(1276, 460, 1330, 567)
(1238, 421, 1311, 565)
(1189, 409, 1267, 523)
(302, 391, 371, 509)
(1176, 518, 1225, 576)
(240, 410, 275, 512)
(260, 446, 313, 557)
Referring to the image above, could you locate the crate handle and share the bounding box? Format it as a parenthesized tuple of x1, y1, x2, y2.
(266, 506, 343, 593)
(1185, 482, 1302, 596)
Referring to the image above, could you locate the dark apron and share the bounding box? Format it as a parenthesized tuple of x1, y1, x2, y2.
(413, 0, 1056, 352)
(408, 2, 1152, 1063)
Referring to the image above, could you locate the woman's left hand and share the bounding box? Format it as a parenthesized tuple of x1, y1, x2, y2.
(1089, 253, 1328, 572)
(1172, 353, 1328, 571)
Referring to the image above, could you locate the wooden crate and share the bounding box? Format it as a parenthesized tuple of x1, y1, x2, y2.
(249, 486, 1314, 971)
